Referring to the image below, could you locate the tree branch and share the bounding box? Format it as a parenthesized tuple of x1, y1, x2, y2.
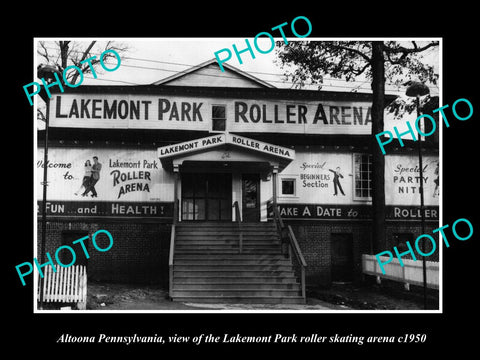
(384, 41, 438, 54)
(351, 61, 370, 76)
(332, 44, 372, 64)
(70, 41, 97, 84)
(37, 42, 50, 63)
(385, 50, 408, 65)
(80, 41, 96, 63)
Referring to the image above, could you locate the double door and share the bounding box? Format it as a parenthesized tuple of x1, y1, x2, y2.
(181, 172, 261, 222)
(181, 173, 232, 221)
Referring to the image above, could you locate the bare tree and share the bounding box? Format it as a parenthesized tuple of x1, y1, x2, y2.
(36, 40, 129, 127)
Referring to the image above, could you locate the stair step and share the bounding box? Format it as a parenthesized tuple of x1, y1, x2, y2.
(176, 237, 278, 242)
(175, 228, 278, 236)
(175, 246, 281, 252)
(173, 283, 300, 290)
(175, 233, 278, 241)
(176, 242, 279, 247)
(175, 239, 280, 247)
(174, 259, 292, 265)
(171, 296, 305, 304)
(170, 221, 303, 305)
(176, 236, 278, 240)
(187, 226, 275, 228)
(175, 249, 282, 254)
(171, 289, 301, 297)
(175, 250, 281, 255)
(177, 222, 275, 227)
(174, 270, 295, 277)
(176, 228, 276, 232)
(174, 254, 288, 260)
(173, 264, 293, 271)
(174, 275, 297, 282)
(176, 230, 277, 235)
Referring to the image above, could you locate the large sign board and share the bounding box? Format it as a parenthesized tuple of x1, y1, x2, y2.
(278, 149, 439, 207)
(37, 200, 173, 218)
(278, 150, 355, 205)
(49, 93, 373, 135)
(37, 148, 174, 202)
(268, 204, 438, 221)
(157, 134, 294, 160)
(385, 155, 439, 206)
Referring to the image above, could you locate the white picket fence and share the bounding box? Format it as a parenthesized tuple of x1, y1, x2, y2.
(37, 265, 87, 309)
(362, 254, 439, 290)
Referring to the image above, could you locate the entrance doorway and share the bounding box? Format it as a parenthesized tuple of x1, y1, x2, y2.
(242, 174, 260, 222)
(331, 233, 354, 282)
(181, 173, 232, 221)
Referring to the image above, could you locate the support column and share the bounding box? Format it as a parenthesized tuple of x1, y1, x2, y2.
(173, 164, 179, 224)
(272, 166, 278, 209)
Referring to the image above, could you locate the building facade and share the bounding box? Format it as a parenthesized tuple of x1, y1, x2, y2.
(37, 59, 439, 289)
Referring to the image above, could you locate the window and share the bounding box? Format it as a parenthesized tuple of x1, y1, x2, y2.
(353, 153, 372, 200)
(281, 178, 296, 196)
(212, 105, 226, 131)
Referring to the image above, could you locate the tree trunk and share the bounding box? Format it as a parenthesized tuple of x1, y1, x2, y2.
(59, 41, 69, 70)
(370, 41, 386, 253)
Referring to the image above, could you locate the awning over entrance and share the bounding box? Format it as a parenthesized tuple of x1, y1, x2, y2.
(157, 133, 295, 173)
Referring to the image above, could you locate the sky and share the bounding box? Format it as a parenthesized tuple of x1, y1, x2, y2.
(34, 38, 440, 95)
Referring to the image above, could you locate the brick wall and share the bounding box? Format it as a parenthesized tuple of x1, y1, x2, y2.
(37, 219, 439, 288)
(288, 220, 440, 287)
(384, 222, 440, 262)
(37, 220, 172, 286)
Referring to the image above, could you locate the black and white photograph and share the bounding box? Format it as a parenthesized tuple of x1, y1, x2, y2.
(8, 9, 479, 354)
(32, 37, 441, 313)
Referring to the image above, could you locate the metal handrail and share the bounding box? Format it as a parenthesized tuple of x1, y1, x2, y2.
(168, 224, 175, 297)
(271, 202, 307, 302)
(233, 201, 243, 253)
(287, 225, 307, 267)
(287, 224, 307, 301)
(168, 198, 179, 298)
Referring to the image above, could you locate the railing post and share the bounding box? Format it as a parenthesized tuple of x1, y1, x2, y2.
(173, 165, 179, 225)
(301, 266, 306, 303)
(239, 230, 243, 254)
(168, 224, 176, 299)
(272, 167, 278, 210)
(233, 201, 243, 253)
(272, 204, 308, 304)
(272, 204, 286, 255)
(169, 167, 179, 300)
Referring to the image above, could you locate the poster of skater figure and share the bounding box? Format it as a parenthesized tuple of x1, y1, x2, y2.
(75, 156, 102, 198)
(84, 156, 102, 197)
(433, 161, 439, 198)
(329, 167, 346, 196)
(74, 160, 92, 196)
(37, 148, 168, 203)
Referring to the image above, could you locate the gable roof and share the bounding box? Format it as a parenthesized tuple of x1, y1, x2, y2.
(151, 58, 276, 89)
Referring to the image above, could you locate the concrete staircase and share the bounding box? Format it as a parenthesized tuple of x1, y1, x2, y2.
(170, 222, 304, 304)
